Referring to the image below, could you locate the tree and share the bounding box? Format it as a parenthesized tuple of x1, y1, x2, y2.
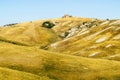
(42, 21, 55, 28)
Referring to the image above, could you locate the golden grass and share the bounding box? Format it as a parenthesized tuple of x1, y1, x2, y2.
(0, 23, 60, 47)
(0, 17, 120, 80)
(0, 67, 51, 80)
(49, 20, 120, 60)
(0, 42, 120, 80)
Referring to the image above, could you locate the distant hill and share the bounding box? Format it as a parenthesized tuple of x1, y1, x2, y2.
(0, 16, 120, 80)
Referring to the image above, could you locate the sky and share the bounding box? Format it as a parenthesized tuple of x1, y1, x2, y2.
(0, 0, 120, 26)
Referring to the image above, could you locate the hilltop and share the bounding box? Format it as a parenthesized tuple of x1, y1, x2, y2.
(0, 16, 120, 80)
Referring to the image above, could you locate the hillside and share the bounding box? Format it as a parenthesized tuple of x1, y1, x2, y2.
(0, 16, 120, 80)
(49, 17, 120, 61)
(0, 21, 60, 47)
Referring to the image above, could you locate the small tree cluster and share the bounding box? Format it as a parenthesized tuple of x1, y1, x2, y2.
(3, 23, 18, 27)
(42, 21, 55, 28)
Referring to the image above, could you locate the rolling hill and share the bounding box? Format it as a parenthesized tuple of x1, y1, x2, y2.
(0, 16, 120, 80)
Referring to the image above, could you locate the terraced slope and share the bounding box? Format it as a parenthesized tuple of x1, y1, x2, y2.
(0, 17, 120, 80)
(49, 19, 120, 61)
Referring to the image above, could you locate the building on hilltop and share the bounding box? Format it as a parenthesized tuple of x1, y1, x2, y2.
(62, 14, 72, 18)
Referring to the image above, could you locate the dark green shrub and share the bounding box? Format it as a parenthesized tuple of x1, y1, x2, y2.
(40, 45, 48, 50)
(42, 21, 55, 28)
(3, 23, 18, 26)
(64, 31, 69, 37)
(82, 22, 87, 25)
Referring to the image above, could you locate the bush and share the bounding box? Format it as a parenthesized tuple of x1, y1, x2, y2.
(42, 21, 55, 28)
(3, 23, 18, 26)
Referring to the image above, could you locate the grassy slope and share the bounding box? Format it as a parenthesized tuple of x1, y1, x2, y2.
(0, 17, 120, 80)
(51, 17, 95, 34)
(0, 42, 120, 80)
(49, 19, 120, 60)
(0, 67, 51, 80)
(0, 22, 60, 47)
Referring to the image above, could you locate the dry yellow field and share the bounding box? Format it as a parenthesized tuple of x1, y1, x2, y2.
(0, 17, 120, 80)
